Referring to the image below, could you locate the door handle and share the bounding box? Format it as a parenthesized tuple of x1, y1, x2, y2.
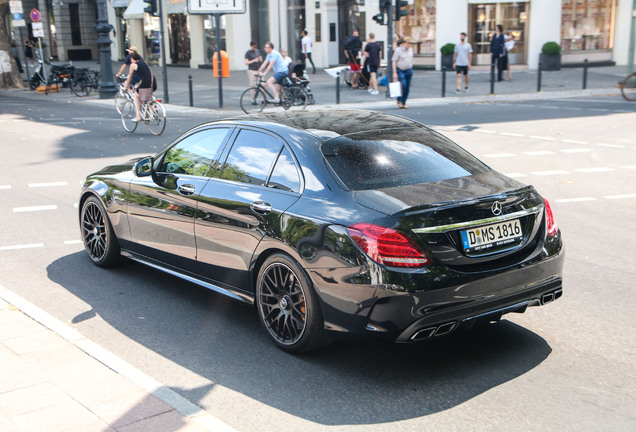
(250, 201, 272, 214)
(178, 184, 196, 195)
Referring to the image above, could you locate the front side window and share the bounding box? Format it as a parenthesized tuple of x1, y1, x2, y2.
(160, 128, 230, 177)
(221, 130, 283, 186)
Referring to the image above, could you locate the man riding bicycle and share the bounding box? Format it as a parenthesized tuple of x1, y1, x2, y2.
(256, 42, 288, 103)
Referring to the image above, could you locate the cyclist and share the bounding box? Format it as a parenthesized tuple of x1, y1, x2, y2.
(257, 42, 288, 103)
(116, 46, 143, 87)
(123, 52, 153, 123)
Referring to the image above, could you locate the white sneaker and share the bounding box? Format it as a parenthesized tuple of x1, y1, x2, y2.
(370, 90, 379, 95)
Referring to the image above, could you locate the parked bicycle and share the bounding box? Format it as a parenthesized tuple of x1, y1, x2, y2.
(70, 68, 100, 97)
(120, 96, 166, 135)
(114, 74, 133, 114)
(240, 75, 309, 114)
(619, 72, 636, 102)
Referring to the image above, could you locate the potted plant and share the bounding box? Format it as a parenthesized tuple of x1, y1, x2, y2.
(440, 43, 455, 71)
(540, 41, 561, 71)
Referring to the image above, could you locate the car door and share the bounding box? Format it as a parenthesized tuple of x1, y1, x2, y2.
(126, 127, 233, 273)
(195, 128, 302, 291)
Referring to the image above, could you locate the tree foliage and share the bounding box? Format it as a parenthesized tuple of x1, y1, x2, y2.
(0, 0, 26, 89)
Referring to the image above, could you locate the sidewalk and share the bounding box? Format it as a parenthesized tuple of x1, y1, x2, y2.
(0, 285, 236, 432)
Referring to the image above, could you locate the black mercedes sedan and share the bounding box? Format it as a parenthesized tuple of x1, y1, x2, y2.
(79, 110, 564, 353)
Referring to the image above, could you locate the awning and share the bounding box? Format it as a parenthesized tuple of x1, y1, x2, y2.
(112, 0, 129, 8)
(123, 0, 146, 19)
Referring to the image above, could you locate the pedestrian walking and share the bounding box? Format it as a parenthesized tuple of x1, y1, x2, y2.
(344, 30, 363, 89)
(392, 36, 414, 108)
(24, 37, 34, 66)
(453, 32, 473, 93)
(363, 33, 382, 95)
(504, 34, 515, 81)
(301, 30, 316, 74)
(244, 41, 262, 93)
(490, 24, 506, 82)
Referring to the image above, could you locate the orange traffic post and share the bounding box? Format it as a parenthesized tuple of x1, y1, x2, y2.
(213, 50, 230, 78)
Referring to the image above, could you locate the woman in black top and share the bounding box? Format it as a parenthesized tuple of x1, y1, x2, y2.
(123, 52, 153, 122)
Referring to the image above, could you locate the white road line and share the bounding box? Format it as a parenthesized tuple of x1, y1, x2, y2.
(575, 167, 614, 173)
(625, 165, 636, 169)
(588, 108, 609, 112)
(561, 139, 588, 145)
(555, 197, 597, 203)
(500, 132, 525, 137)
(13, 205, 58, 213)
(0, 185, 11, 190)
(504, 173, 527, 178)
(596, 143, 625, 149)
(28, 181, 69, 188)
(474, 129, 496, 134)
(484, 153, 515, 158)
(561, 148, 593, 153)
(604, 194, 636, 200)
(524, 151, 555, 156)
(531, 170, 569, 176)
(0, 244, 44, 251)
(64, 240, 83, 245)
(530, 136, 556, 141)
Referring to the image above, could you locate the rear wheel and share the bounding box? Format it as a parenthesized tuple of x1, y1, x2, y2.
(620, 73, 636, 102)
(285, 86, 308, 110)
(240, 88, 266, 114)
(70, 77, 89, 97)
(120, 100, 138, 133)
(80, 196, 120, 267)
(146, 101, 166, 136)
(256, 254, 329, 353)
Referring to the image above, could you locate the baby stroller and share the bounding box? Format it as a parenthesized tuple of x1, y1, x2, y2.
(285, 62, 315, 105)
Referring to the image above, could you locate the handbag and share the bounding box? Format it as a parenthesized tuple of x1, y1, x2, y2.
(389, 81, 402, 98)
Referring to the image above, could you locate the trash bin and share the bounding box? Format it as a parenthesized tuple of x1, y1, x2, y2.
(213, 50, 230, 78)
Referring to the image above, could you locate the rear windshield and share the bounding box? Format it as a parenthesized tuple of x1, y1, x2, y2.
(321, 127, 489, 191)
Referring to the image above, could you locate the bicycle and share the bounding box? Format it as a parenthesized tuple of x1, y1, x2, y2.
(120, 95, 166, 135)
(239, 75, 308, 114)
(70, 68, 100, 97)
(619, 72, 636, 102)
(114, 75, 133, 114)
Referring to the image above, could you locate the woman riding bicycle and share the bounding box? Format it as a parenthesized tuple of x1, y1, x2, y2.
(123, 52, 153, 123)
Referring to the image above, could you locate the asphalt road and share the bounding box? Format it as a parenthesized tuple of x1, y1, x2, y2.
(1, 93, 635, 431)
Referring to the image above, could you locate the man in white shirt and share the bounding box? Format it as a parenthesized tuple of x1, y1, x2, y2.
(257, 42, 289, 102)
(453, 32, 473, 93)
(301, 30, 316, 74)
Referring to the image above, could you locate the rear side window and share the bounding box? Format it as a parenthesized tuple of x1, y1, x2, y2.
(221, 130, 283, 186)
(321, 128, 488, 190)
(268, 147, 300, 193)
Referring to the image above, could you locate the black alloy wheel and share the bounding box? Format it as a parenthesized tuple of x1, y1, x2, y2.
(256, 254, 328, 353)
(80, 196, 120, 267)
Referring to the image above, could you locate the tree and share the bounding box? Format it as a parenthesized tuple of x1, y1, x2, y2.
(0, 0, 25, 89)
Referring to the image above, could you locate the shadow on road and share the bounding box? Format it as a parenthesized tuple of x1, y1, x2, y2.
(47, 251, 552, 426)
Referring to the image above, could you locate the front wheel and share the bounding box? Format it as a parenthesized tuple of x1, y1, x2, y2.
(70, 78, 89, 97)
(120, 100, 138, 133)
(284, 86, 308, 110)
(620, 73, 636, 102)
(146, 101, 166, 136)
(114, 90, 128, 115)
(240, 88, 266, 114)
(256, 254, 330, 353)
(80, 196, 120, 267)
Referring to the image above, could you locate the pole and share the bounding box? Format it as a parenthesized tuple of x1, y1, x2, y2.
(441, 67, 446, 97)
(490, 60, 495, 94)
(215, 13, 223, 108)
(188, 74, 193, 106)
(537, 60, 543, 92)
(582, 59, 588, 89)
(387, 3, 394, 97)
(336, 72, 340, 104)
(159, 1, 169, 103)
(94, 0, 117, 98)
(20, 28, 30, 80)
(628, 0, 636, 74)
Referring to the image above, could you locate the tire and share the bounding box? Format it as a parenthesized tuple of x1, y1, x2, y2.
(285, 86, 308, 110)
(240, 88, 266, 114)
(114, 90, 128, 115)
(29, 75, 40, 90)
(146, 101, 166, 136)
(71, 77, 89, 97)
(80, 195, 120, 267)
(120, 100, 138, 133)
(256, 254, 329, 353)
(620, 73, 636, 102)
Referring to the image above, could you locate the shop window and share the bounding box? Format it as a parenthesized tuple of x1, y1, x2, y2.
(561, 0, 615, 51)
(316, 14, 321, 42)
(204, 15, 226, 64)
(70, 3, 82, 46)
(397, 0, 436, 55)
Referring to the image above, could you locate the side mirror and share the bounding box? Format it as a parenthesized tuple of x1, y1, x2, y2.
(134, 157, 154, 177)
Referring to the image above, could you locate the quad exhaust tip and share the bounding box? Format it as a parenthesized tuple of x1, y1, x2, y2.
(541, 289, 563, 305)
(411, 321, 457, 341)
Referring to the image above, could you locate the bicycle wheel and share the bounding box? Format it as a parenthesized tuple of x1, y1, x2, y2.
(342, 68, 351, 87)
(114, 90, 128, 115)
(71, 77, 89, 97)
(120, 100, 138, 133)
(240, 88, 267, 114)
(620, 73, 636, 102)
(284, 86, 308, 110)
(146, 101, 166, 136)
(29, 75, 40, 90)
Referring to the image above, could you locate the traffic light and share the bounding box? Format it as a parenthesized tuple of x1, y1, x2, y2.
(395, 0, 408, 21)
(380, 0, 391, 12)
(372, 13, 385, 25)
(144, 0, 158, 16)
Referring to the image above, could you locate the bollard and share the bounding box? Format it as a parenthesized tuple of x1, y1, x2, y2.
(441, 67, 446, 98)
(582, 59, 588, 89)
(490, 61, 495, 94)
(537, 61, 542, 92)
(188, 74, 193, 107)
(336, 71, 340, 104)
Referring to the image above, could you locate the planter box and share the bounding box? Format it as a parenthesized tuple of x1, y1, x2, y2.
(540, 53, 561, 71)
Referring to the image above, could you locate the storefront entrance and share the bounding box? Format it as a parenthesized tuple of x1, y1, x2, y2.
(469, 1, 528, 65)
(338, 0, 365, 65)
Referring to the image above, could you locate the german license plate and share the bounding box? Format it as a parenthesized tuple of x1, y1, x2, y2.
(461, 219, 523, 253)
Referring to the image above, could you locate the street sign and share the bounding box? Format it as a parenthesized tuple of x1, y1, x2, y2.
(12, 19, 26, 28)
(30, 8, 41, 23)
(32, 22, 44, 38)
(187, 0, 246, 14)
(9, 1, 23, 14)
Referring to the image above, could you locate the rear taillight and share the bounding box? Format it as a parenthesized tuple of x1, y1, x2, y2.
(545, 199, 558, 237)
(347, 223, 430, 268)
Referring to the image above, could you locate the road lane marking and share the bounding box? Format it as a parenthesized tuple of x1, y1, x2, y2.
(0, 244, 44, 251)
(561, 148, 593, 153)
(0, 185, 11, 190)
(575, 167, 614, 173)
(604, 194, 636, 200)
(555, 197, 597, 203)
(13, 205, 58, 213)
(64, 240, 83, 245)
(530, 136, 556, 141)
(504, 173, 527, 178)
(561, 139, 588, 145)
(524, 151, 555, 156)
(500, 132, 525, 137)
(530, 170, 569, 176)
(28, 181, 68, 188)
(597, 143, 625, 149)
(474, 129, 496, 134)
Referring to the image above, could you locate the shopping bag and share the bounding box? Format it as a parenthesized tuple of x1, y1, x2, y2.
(389, 81, 402, 98)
